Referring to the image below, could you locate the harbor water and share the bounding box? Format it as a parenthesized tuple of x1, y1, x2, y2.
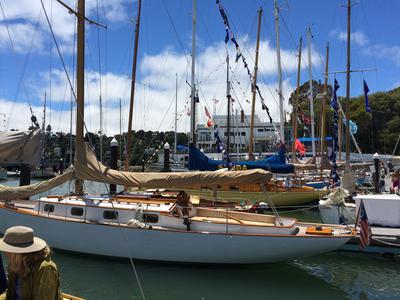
(1, 178, 399, 300)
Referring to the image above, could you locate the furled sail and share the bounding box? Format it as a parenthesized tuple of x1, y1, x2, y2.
(74, 143, 272, 188)
(0, 129, 44, 167)
(0, 170, 74, 200)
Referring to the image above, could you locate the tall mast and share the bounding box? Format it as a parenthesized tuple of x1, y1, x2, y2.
(345, 0, 351, 166)
(226, 55, 231, 155)
(42, 91, 47, 131)
(274, 1, 284, 144)
(307, 26, 315, 157)
(75, 0, 85, 195)
(292, 37, 302, 163)
(190, 0, 197, 146)
(99, 94, 103, 163)
(124, 0, 142, 172)
(69, 93, 73, 166)
(119, 98, 122, 161)
(320, 43, 330, 168)
(248, 7, 262, 160)
(174, 73, 178, 157)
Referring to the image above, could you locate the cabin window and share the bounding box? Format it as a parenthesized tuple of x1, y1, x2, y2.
(142, 213, 159, 224)
(71, 207, 84, 216)
(43, 204, 54, 213)
(103, 211, 118, 220)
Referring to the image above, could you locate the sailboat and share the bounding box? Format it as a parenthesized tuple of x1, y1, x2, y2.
(0, 0, 355, 264)
(188, 2, 327, 205)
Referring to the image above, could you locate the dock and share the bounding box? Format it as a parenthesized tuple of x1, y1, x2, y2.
(341, 226, 400, 255)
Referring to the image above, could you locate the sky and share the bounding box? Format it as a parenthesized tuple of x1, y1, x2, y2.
(0, 0, 399, 136)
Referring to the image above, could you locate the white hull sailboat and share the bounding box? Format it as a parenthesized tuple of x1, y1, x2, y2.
(0, 189, 353, 264)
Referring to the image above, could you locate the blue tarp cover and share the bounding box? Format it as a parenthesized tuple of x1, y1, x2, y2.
(188, 144, 294, 173)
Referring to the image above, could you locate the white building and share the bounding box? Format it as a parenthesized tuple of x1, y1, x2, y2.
(197, 114, 291, 153)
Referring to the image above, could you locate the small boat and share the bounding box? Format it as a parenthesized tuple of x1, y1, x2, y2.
(319, 190, 400, 227)
(187, 182, 328, 206)
(31, 167, 56, 179)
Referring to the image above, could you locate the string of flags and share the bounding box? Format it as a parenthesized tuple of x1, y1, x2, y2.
(216, 0, 273, 123)
(363, 80, 371, 113)
(329, 79, 340, 185)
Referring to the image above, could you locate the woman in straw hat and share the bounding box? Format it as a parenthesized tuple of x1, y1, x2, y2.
(0, 226, 62, 300)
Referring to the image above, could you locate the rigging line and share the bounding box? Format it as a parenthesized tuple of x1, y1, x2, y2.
(161, 0, 190, 64)
(40, 0, 97, 153)
(0, 0, 41, 125)
(136, 71, 189, 165)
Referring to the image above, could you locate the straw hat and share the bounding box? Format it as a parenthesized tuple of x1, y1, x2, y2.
(0, 226, 47, 254)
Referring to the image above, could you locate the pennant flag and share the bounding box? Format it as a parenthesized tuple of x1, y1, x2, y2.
(330, 79, 340, 185)
(214, 129, 224, 153)
(204, 106, 212, 119)
(295, 139, 306, 156)
(358, 200, 372, 250)
(363, 80, 371, 113)
(349, 120, 358, 134)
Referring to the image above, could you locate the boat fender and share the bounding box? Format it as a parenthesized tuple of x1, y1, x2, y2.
(127, 219, 149, 229)
(183, 217, 191, 231)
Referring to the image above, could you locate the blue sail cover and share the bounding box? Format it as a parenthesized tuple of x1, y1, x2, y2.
(188, 144, 294, 173)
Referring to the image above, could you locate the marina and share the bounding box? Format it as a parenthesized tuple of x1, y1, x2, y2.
(0, 0, 399, 299)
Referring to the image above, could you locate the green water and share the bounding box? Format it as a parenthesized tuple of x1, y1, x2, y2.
(54, 251, 399, 300)
(2, 179, 400, 299)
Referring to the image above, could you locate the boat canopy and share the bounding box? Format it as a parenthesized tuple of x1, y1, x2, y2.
(0, 129, 44, 167)
(0, 170, 74, 200)
(188, 144, 294, 174)
(74, 143, 272, 188)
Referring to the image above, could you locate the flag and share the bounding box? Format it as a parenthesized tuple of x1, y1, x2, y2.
(204, 106, 212, 119)
(363, 80, 371, 113)
(330, 79, 340, 111)
(358, 200, 372, 250)
(214, 129, 224, 153)
(295, 139, 306, 156)
(240, 109, 245, 123)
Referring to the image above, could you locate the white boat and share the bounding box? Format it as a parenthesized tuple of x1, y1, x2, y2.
(0, 190, 354, 264)
(319, 188, 400, 227)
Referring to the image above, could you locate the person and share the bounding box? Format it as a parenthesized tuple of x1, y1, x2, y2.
(391, 171, 400, 194)
(0, 226, 62, 300)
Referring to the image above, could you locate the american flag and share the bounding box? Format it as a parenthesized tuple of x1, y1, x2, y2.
(358, 200, 372, 250)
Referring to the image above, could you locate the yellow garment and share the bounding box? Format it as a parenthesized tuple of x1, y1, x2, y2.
(0, 256, 62, 300)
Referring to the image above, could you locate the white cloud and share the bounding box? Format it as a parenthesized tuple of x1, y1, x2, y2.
(0, 0, 130, 55)
(0, 23, 45, 53)
(365, 44, 400, 66)
(330, 29, 369, 46)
